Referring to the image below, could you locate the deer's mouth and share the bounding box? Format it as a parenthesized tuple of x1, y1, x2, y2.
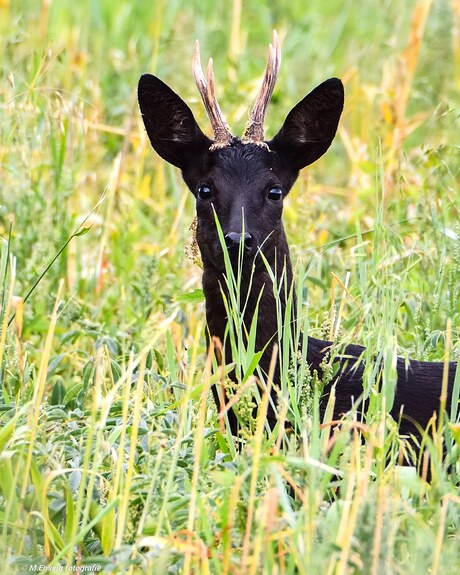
(221, 228, 276, 271)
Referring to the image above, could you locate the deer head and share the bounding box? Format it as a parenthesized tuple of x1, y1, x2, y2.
(138, 32, 344, 274)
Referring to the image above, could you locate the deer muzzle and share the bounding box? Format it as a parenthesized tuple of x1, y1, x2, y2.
(224, 232, 254, 255)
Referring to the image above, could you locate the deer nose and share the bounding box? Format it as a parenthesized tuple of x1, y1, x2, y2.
(224, 232, 253, 253)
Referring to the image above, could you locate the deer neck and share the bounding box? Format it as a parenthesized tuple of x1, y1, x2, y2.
(201, 228, 294, 376)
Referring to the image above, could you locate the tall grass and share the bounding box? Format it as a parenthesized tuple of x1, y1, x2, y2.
(0, 0, 459, 573)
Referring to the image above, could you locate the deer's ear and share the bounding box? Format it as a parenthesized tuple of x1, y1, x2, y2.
(267, 78, 344, 171)
(138, 74, 212, 169)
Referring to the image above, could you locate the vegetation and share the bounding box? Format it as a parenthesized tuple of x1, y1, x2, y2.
(0, 0, 459, 573)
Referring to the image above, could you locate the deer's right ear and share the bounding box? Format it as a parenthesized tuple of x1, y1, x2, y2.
(138, 74, 212, 170)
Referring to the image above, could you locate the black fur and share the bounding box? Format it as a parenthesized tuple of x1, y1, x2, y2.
(138, 73, 457, 457)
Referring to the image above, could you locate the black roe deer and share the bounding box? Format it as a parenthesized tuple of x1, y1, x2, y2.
(138, 33, 457, 460)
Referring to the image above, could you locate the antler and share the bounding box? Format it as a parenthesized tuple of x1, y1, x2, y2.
(243, 30, 281, 145)
(192, 41, 233, 149)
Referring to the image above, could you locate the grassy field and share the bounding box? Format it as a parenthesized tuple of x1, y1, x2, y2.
(1, 0, 460, 573)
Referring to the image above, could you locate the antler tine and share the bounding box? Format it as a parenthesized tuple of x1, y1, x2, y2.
(243, 30, 281, 145)
(192, 40, 233, 149)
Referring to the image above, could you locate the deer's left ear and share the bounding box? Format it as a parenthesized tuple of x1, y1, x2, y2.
(267, 78, 344, 171)
(138, 74, 212, 170)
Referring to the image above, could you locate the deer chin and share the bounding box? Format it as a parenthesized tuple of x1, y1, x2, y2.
(227, 249, 259, 274)
(202, 246, 258, 275)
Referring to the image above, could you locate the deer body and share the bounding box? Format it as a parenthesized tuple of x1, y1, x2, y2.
(138, 35, 456, 451)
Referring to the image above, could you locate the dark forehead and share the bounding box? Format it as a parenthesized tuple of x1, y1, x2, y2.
(206, 141, 273, 184)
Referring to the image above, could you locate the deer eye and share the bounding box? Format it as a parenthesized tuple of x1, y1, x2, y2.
(267, 187, 283, 201)
(197, 185, 213, 200)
